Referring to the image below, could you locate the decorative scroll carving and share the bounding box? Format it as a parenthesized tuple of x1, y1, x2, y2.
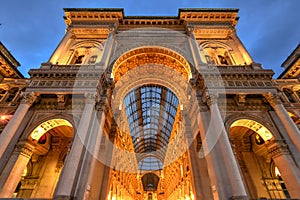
(234, 94, 247, 106)
(57, 94, 68, 110)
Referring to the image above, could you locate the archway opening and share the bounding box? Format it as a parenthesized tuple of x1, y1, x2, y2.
(109, 84, 194, 200)
(230, 119, 289, 199)
(13, 118, 74, 199)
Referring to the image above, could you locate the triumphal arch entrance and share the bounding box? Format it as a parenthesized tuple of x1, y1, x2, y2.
(1, 8, 300, 200)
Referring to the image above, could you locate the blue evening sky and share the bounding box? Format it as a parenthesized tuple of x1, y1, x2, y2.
(0, 0, 299, 78)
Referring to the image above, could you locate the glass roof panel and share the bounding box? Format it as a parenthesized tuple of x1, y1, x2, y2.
(123, 85, 179, 169)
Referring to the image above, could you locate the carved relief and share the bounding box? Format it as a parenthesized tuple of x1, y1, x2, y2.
(20, 92, 38, 105)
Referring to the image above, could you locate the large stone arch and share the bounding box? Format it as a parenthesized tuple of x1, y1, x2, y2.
(110, 63, 200, 169)
(0, 115, 76, 198)
(107, 46, 196, 83)
(108, 27, 196, 71)
(111, 64, 194, 115)
(225, 113, 294, 199)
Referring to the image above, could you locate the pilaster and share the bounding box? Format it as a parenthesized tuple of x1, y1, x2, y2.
(264, 93, 300, 153)
(267, 140, 300, 198)
(0, 92, 38, 158)
(54, 92, 97, 198)
(0, 140, 35, 197)
(204, 92, 249, 200)
(96, 25, 116, 70)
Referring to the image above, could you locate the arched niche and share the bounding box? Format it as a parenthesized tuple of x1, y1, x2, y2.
(59, 40, 104, 65)
(199, 41, 235, 65)
(12, 118, 74, 199)
(228, 116, 290, 199)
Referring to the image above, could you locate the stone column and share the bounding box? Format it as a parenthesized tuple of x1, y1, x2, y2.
(96, 25, 116, 70)
(83, 110, 106, 199)
(264, 93, 300, 153)
(206, 93, 248, 199)
(0, 92, 37, 158)
(0, 141, 35, 197)
(54, 92, 97, 199)
(267, 140, 300, 198)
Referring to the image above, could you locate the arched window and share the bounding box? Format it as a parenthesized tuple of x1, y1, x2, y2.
(201, 42, 234, 65)
(67, 42, 103, 65)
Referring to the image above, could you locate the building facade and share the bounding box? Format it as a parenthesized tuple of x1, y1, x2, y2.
(0, 8, 300, 200)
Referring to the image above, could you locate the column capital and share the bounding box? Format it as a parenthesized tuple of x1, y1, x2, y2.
(205, 92, 219, 107)
(263, 93, 282, 107)
(84, 92, 97, 104)
(267, 140, 289, 158)
(15, 140, 35, 159)
(108, 24, 117, 34)
(20, 92, 38, 105)
(95, 96, 108, 112)
(186, 25, 195, 36)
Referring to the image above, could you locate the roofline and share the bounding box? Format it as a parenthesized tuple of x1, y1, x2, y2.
(178, 8, 239, 13)
(0, 41, 20, 67)
(63, 8, 124, 13)
(63, 7, 239, 19)
(281, 43, 300, 68)
(0, 41, 24, 78)
(278, 43, 300, 79)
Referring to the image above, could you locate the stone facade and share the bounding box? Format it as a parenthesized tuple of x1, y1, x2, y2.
(0, 8, 300, 200)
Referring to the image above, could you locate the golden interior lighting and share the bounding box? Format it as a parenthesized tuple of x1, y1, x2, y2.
(0, 115, 12, 122)
(30, 119, 73, 140)
(231, 119, 274, 141)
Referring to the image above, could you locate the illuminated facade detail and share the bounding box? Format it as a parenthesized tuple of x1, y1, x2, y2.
(0, 8, 300, 200)
(231, 119, 274, 141)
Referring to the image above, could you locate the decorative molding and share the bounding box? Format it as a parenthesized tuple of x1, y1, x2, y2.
(110, 47, 192, 82)
(205, 92, 218, 106)
(20, 92, 38, 105)
(267, 140, 290, 158)
(14, 140, 35, 159)
(263, 93, 282, 107)
(84, 92, 97, 104)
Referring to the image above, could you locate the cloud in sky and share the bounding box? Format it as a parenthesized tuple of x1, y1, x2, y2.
(0, 0, 299, 77)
